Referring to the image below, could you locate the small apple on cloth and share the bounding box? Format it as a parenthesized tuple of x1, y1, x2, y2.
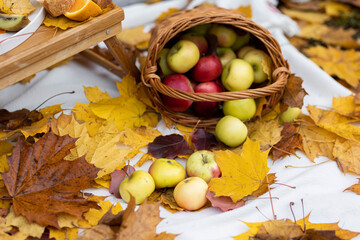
(186, 150, 221, 183)
(119, 170, 155, 204)
(148, 158, 186, 188)
(174, 177, 209, 211)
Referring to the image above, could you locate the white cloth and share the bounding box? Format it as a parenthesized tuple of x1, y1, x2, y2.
(1, 1, 360, 239)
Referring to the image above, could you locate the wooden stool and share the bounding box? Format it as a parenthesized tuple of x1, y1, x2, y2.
(0, 5, 139, 90)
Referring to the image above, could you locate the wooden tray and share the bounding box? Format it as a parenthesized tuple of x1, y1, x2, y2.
(0, 5, 128, 90)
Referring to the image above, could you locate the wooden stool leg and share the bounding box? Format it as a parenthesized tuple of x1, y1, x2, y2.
(104, 36, 140, 80)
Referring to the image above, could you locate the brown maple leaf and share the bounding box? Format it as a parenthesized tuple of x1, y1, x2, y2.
(281, 74, 308, 109)
(1, 131, 100, 229)
(118, 197, 177, 240)
(272, 122, 303, 160)
(0, 109, 42, 130)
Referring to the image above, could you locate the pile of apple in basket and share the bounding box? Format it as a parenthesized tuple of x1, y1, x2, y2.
(157, 23, 295, 148)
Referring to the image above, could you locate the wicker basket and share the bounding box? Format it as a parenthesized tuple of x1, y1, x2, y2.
(141, 6, 290, 128)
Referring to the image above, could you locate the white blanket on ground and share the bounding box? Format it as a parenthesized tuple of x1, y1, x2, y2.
(1, 1, 359, 239)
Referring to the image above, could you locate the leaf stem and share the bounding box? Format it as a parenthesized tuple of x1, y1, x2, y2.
(285, 159, 331, 169)
(267, 175, 276, 220)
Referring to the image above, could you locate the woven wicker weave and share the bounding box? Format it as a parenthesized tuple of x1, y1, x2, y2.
(141, 6, 290, 128)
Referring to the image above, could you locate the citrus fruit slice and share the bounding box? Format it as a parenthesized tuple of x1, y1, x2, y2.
(64, 0, 102, 22)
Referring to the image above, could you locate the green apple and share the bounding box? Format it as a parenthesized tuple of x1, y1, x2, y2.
(119, 170, 155, 204)
(208, 24, 237, 47)
(148, 158, 186, 188)
(280, 107, 302, 123)
(215, 115, 248, 147)
(174, 177, 208, 211)
(157, 48, 174, 77)
(186, 150, 221, 183)
(187, 23, 212, 35)
(216, 47, 236, 67)
(243, 49, 272, 84)
(236, 45, 256, 58)
(231, 32, 250, 51)
(167, 40, 200, 73)
(223, 98, 256, 121)
(221, 58, 254, 91)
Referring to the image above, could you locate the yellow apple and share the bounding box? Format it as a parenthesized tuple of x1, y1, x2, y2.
(223, 98, 256, 121)
(215, 115, 248, 147)
(119, 170, 155, 204)
(221, 58, 254, 91)
(174, 177, 208, 210)
(148, 158, 186, 188)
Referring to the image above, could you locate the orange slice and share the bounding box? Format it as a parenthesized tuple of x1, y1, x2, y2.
(64, 0, 102, 22)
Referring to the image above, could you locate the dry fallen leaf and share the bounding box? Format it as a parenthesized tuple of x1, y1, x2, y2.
(234, 5, 252, 18)
(332, 95, 360, 118)
(298, 115, 338, 162)
(2, 131, 100, 228)
(299, 24, 359, 49)
(281, 74, 308, 109)
(271, 122, 303, 160)
(117, 26, 151, 48)
(233, 214, 359, 240)
(246, 119, 283, 151)
(208, 138, 270, 203)
(118, 197, 177, 239)
(2, 0, 35, 15)
(304, 46, 360, 88)
(156, 8, 179, 22)
(307, 105, 360, 141)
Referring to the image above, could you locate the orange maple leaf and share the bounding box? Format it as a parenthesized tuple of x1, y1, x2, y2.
(1, 131, 100, 228)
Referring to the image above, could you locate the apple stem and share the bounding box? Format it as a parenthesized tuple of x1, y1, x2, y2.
(266, 175, 277, 220)
(285, 159, 331, 169)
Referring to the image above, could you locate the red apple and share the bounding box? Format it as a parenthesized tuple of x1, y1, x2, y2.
(192, 55, 222, 82)
(180, 32, 208, 56)
(186, 150, 221, 183)
(208, 24, 237, 47)
(193, 81, 223, 118)
(162, 74, 194, 112)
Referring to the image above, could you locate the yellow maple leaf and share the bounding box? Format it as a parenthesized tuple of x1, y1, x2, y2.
(84, 197, 123, 226)
(246, 119, 283, 151)
(84, 86, 111, 103)
(49, 227, 78, 240)
(89, 96, 148, 131)
(307, 105, 360, 141)
(300, 24, 359, 49)
(72, 102, 105, 136)
(119, 126, 161, 148)
(323, 1, 351, 17)
(3, 0, 35, 15)
(0, 217, 28, 240)
(6, 207, 45, 238)
(235, 5, 252, 18)
(300, 214, 359, 239)
(135, 153, 156, 167)
(304, 46, 360, 87)
(116, 74, 137, 98)
(117, 26, 150, 48)
(156, 8, 179, 22)
(332, 95, 360, 118)
(281, 8, 330, 24)
(332, 138, 360, 174)
(298, 117, 337, 162)
(234, 215, 359, 240)
(0, 0, 13, 14)
(43, 15, 84, 30)
(208, 138, 270, 203)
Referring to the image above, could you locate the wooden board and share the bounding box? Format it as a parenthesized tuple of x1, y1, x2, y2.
(0, 6, 124, 90)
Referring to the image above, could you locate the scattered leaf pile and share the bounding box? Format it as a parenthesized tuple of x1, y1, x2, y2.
(1, 2, 360, 239)
(280, 0, 360, 90)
